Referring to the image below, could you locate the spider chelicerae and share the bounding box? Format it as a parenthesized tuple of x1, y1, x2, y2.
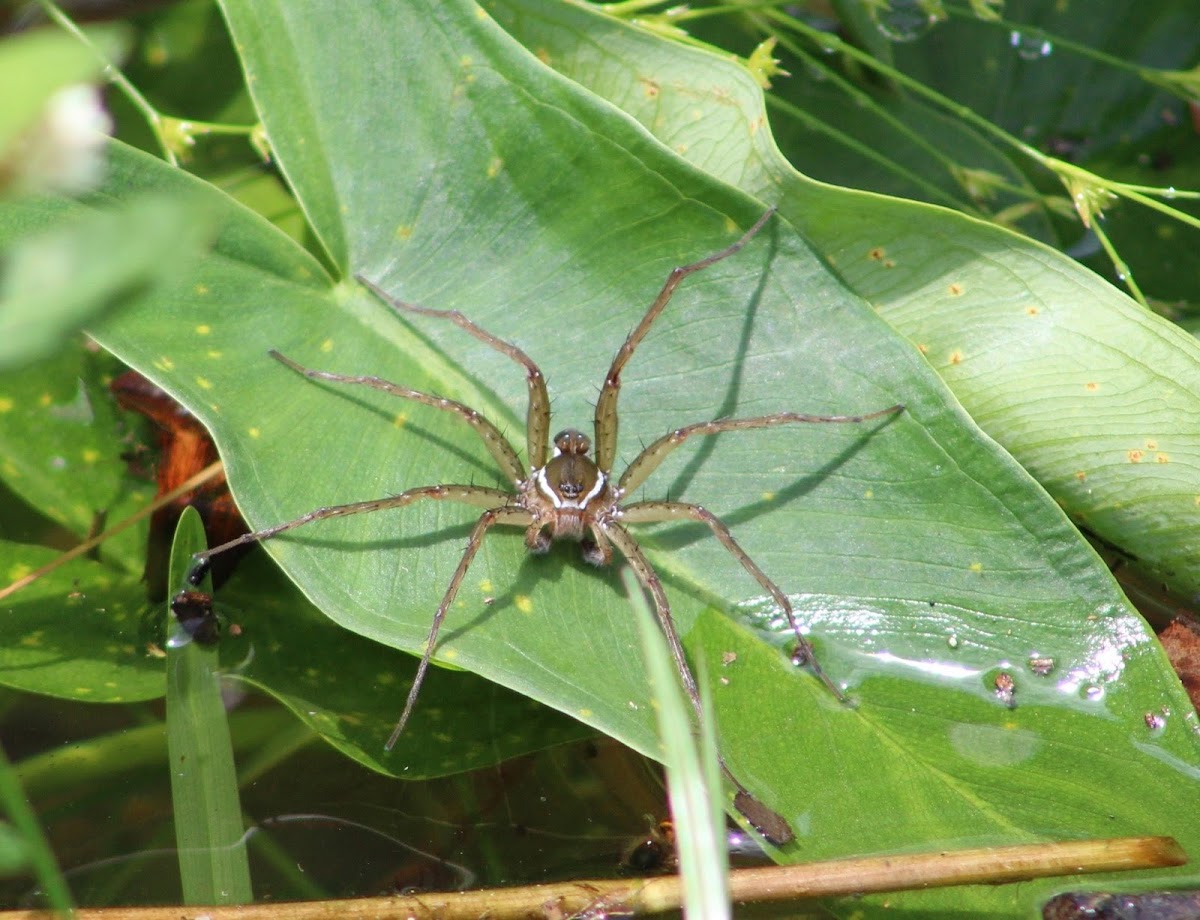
(186, 207, 902, 841)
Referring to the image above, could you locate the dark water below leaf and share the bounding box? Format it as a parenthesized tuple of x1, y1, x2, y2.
(1, 690, 769, 909)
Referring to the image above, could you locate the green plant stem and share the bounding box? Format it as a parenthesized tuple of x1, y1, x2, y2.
(165, 508, 253, 905)
(0, 742, 74, 913)
(35, 0, 176, 165)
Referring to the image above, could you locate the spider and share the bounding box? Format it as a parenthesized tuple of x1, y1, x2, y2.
(186, 207, 902, 841)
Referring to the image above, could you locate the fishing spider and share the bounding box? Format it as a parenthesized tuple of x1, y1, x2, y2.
(188, 208, 901, 838)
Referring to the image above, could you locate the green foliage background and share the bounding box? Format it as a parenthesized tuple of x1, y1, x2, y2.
(1, 0, 1199, 915)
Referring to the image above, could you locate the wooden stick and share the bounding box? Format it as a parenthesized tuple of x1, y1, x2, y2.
(3, 835, 1183, 920)
(0, 460, 224, 601)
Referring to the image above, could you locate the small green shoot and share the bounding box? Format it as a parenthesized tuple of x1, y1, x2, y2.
(626, 568, 730, 920)
(165, 507, 252, 905)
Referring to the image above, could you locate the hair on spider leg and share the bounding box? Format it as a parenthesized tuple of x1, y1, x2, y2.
(186, 207, 903, 844)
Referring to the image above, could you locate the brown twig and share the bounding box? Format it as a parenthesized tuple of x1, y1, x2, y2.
(1, 835, 1184, 919)
(0, 460, 225, 602)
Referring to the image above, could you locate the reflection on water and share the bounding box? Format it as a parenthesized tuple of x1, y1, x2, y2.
(5, 701, 766, 910)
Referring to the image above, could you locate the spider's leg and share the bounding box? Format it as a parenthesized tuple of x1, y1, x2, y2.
(592, 208, 776, 475)
(185, 484, 512, 586)
(620, 500, 849, 704)
(387, 506, 532, 749)
(270, 351, 527, 487)
(599, 521, 701, 711)
(357, 275, 551, 470)
(600, 518, 795, 845)
(618, 406, 903, 495)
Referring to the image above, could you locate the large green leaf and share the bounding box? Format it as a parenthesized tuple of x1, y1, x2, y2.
(486, 0, 1200, 606)
(5, 1, 1194, 915)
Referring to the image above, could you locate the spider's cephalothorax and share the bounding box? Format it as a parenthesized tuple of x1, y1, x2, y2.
(524, 429, 614, 566)
(185, 208, 903, 844)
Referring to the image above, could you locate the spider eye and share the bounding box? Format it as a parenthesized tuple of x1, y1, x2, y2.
(553, 429, 591, 455)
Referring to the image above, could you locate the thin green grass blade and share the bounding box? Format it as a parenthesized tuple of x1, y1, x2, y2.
(165, 506, 252, 905)
(627, 570, 729, 920)
(0, 742, 73, 912)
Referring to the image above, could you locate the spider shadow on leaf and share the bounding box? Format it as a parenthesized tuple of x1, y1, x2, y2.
(635, 227, 775, 502)
(271, 361, 516, 488)
(643, 424, 897, 559)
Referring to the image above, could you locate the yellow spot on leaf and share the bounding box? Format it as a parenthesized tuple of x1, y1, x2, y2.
(377, 672, 396, 686)
(195, 283, 209, 295)
(393, 412, 408, 428)
(1085, 382, 1098, 392)
(20, 631, 43, 647)
(8, 563, 31, 582)
(82, 449, 99, 464)
(969, 562, 983, 573)
(153, 356, 175, 372)
(640, 77, 660, 98)
(207, 350, 222, 359)
(0, 397, 12, 412)
(248, 427, 261, 439)
(395, 225, 413, 241)
(516, 594, 533, 614)
(760, 491, 776, 502)
(196, 377, 212, 390)
(479, 579, 494, 593)
(883, 259, 896, 269)
(917, 343, 929, 354)
(536, 48, 552, 65)
(195, 324, 211, 335)
(1026, 305, 1039, 315)
(868, 247, 885, 261)
(864, 488, 874, 499)
(1156, 453, 1169, 463)
(1128, 449, 1143, 463)
(39, 393, 52, 407)
(486, 157, 503, 178)
(320, 339, 333, 353)
(75, 687, 93, 695)
(1075, 471, 1086, 482)
(1145, 439, 1158, 450)
(948, 283, 964, 296)
(949, 349, 964, 365)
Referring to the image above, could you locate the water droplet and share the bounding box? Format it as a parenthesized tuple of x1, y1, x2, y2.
(872, 0, 941, 42)
(1081, 683, 1104, 702)
(1028, 656, 1055, 676)
(992, 670, 1016, 707)
(1009, 31, 1053, 60)
(947, 634, 959, 649)
(1164, 187, 1177, 199)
